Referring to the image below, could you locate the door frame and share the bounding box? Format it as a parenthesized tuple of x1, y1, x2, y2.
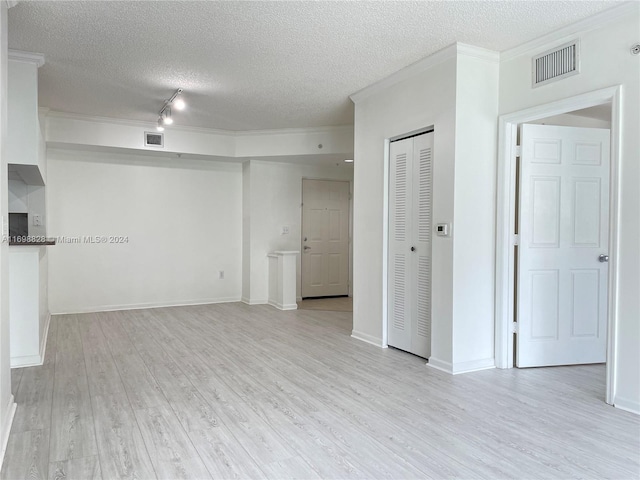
(382, 126, 434, 349)
(495, 85, 622, 405)
(300, 177, 353, 300)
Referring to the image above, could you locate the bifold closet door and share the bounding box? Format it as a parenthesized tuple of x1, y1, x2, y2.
(388, 132, 433, 358)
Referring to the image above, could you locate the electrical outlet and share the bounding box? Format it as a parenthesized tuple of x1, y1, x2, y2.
(282, 226, 290, 235)
(219, 270, 224, 280)
(33, 214, 43, 226)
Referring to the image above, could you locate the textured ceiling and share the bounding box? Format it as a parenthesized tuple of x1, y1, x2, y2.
(8, 1, 623, 131)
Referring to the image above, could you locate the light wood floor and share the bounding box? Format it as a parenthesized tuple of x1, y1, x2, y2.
(1, 303, 638, 480)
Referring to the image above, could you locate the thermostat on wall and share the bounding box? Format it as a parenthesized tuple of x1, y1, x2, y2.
(436, 223, 450, 237)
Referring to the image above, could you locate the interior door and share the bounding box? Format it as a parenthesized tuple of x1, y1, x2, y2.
(517, 124, 610, 367)
(301, 179, 350, 298)
(388, 132, 433, 358)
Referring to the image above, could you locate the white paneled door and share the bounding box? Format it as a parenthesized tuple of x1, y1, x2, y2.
(388, 132, 433, 358)
(301, 179, 350, 298)
(517, 124, 610, 367)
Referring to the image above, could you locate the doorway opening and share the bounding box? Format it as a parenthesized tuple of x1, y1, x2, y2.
(300, 179, 351, 300)
(496, 86, 621, 405)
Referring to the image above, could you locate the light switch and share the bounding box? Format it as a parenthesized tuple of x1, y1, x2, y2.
(33, 214, 43, 226)
(436, 223, 451, 237)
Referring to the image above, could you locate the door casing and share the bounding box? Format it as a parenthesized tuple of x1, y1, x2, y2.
(495, 86, 622, 405)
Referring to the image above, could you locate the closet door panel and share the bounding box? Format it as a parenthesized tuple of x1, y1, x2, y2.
(387, 138, 413, 352)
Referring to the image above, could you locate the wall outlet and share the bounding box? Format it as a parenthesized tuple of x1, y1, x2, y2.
(219, 270, 224, 280)
(282, 225, 290, 235)
(32, 214, 43, 226)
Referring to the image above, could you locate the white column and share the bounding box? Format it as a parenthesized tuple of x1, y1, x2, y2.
(267, 251, 299, 310)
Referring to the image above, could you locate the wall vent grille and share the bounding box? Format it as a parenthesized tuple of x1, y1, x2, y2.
(532, 40, 579, 87)
(144, 131, 164, 148)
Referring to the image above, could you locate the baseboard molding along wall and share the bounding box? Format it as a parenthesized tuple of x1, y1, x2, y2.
(351, 330, 385, 348)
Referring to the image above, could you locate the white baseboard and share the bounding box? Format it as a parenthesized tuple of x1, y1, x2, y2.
(10, 314, 51, 369)
(51, 297, 242, 315)
(452, 357, 496, 375)
(267, 301, 298, 311)
(351, 330, 385, 348)
(0, 395, 16, 471)
(427, 357, 453, 374)
(39, 313, 51, 363)
(428, 357, 495, 375)
(11, 354, 44, 369)
(614, 395, 640, 415)
(241, 297, 268, 306)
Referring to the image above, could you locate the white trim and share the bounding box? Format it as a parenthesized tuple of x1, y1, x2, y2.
(495, 86, 621, 408)
(51, 297, 242, 315)
(6, 1, 20, 8)
(351, 330, 385, 348)
(350, 44, 457, 103)
(241, 297, 268, 306)
(451, 358, 496, 375)
(234, 124, 353, 137)
(8, 49, 45, 67)
(39, 313, 50, 363)
(43, 109, 353, 138)
(350, 43, 498, 104)
(426, 357, 453, 374)
(10, 354, 44, 369)
(613, 395, 640, 416)
(10, 314, 51, 368)
(457, 44, 500, 63)
(381, 138, 390, 348)
(500, 3, 639, 62)
(0, 395, 16, 470)
(267, 301, 298, 311)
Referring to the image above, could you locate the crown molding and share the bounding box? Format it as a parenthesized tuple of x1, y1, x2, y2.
(8, 49, 45, 67)
(350, 43, 458, 104)
(457, 43, 500, 63)
(500, 2, 639, 62)
(43, 109, 353, 139)
(234, 124, 353, 137)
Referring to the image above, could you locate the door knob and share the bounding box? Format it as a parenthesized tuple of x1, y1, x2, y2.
(599, 254, 609, 263)
(304, 246, 311, 251)
(410, 246, 416, 252)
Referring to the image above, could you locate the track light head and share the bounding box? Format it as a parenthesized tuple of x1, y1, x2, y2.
(173, 97, 186, 110)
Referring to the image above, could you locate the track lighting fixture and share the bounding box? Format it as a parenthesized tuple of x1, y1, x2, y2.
(156, 88, 185, 129)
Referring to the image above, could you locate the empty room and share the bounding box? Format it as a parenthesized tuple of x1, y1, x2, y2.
(0, 1, 638, 479)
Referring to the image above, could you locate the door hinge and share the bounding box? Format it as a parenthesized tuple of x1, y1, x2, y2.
(515, 145, 522, 157)
(510, 322, 518, 334)
(513, 234, 519, 246)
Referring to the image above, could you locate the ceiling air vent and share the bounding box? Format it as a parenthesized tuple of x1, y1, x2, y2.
(532, 40, 579, 88)
(144, 131, 164, 148)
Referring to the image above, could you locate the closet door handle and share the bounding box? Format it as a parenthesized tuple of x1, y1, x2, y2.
(410, 246, 416, 252)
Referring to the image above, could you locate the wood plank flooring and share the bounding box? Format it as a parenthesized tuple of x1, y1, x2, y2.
(2, 303, 639, 479)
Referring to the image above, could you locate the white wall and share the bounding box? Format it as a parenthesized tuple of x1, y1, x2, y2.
(45, 112, 353, 160)
(46, 148, 243, 313)
(0, 1, 15, 464)
(352, 52, 458, 358)
(451, 53, 499, 370)
(7, 59, 38, 168)
(499, 6, 640, 413)
(242, 160, 353, 304)
(351, 45, 499, 372)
